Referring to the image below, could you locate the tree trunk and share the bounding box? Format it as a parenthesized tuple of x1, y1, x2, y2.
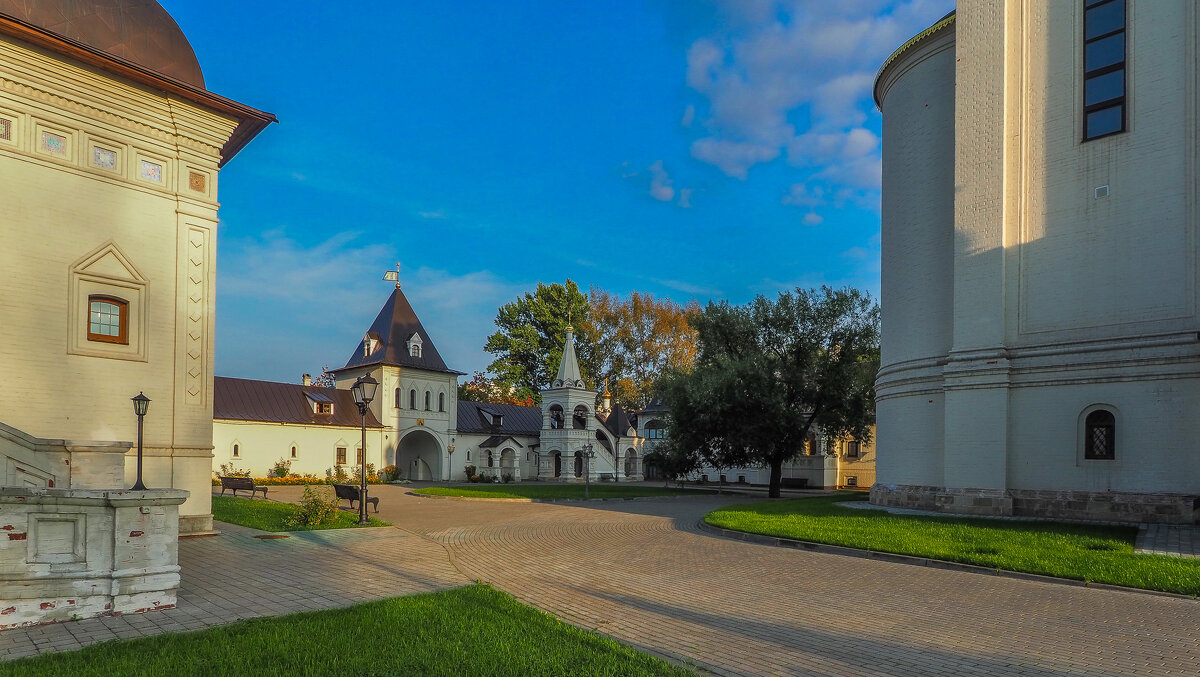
(768, 458, 783, 498)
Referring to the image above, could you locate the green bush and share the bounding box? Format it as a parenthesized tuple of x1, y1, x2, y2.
(270, 458, 293, 478)
(464, 464, 477, 481)
(285, 484, 340, 528)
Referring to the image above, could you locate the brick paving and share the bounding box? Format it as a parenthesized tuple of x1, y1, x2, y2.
(3, 485, 1200, 676)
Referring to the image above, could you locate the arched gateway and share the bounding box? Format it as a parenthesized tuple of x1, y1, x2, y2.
(397, 429, 442, 481)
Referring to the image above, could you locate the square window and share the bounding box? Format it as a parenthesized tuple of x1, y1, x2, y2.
(336, 447, 347, 465)
(87, 296, 128, 344)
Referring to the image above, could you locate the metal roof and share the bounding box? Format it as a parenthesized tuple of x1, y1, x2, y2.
(336, 287, 465, 376)
(214, 377, 384, 428)
(456, 401, 542, 435)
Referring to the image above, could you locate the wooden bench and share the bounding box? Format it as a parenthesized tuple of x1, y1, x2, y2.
(333, 484, 379, 513)
(218, 475, 268, 499)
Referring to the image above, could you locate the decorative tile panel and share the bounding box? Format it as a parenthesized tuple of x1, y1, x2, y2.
(140, 160, 163, 183)
(185, 227, 208, 405)
(92, 147, 117, 170)
(40, 131, 66, 155)
(188, 171, 206, 193)
(0, 118, 10, 141)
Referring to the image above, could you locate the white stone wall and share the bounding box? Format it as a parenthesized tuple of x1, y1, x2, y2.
(0, 34, 240, 533)
(213, 420, 386, 479)
(875, 2, 1200, 510)
(0, 487, 188, 630)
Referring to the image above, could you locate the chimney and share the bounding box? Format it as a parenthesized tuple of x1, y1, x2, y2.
(302, 373, 312, 386)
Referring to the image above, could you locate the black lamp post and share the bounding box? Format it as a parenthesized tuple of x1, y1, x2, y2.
(351, 375, 379, 525)
(582, 443, 595, 499)
(130, 392, 150, 491)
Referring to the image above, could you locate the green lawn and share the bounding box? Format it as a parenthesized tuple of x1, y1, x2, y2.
(211, 495, 390, 532)
(705, 493, 1200, 596)
(415, 484, 710, 500)
(0, 585, 693, 677)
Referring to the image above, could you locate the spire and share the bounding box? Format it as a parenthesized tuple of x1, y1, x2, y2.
(554, 325, 584, 388)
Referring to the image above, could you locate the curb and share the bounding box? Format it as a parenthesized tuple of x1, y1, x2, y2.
(406, 491, 729, 504)
(695, 520, 1199, 601)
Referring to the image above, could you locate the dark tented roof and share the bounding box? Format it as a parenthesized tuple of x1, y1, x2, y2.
(215, 377, 384, 428)
(636, 398, 669, 415)
(337, 287, 464, 375)
(457, 401, 542, 436)
(602, 402, 635, 438)
(478, 435, 524, 449)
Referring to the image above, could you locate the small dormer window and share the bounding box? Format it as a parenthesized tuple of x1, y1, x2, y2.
(363, 332, 380, 357)
(492, 413, 504, 426)
(317, 402, 332, 414)
(407, 332, 423, 359)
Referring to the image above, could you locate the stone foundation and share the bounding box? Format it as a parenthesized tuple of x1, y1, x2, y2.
(0, 486, 189, 630)
(870, 483, 1199, 524)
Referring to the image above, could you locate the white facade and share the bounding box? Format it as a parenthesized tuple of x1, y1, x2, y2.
(213, 420, 385, 478)
(873, 2, 1200, 522)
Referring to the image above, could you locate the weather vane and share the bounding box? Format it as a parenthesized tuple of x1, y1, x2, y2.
(382, 262, 401, 288)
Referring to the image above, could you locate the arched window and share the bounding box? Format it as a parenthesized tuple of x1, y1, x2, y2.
(424, 391, 431, 411)
(806, 432, 818, 456)
(232, 443, 239, 458)
(410, 343, 421, 358)
(549, 405, 564, 429)
(487, 450, 494, 468)
(1085, 410, 1116, 460)
(645, 419, 664, 439)
(409, 389, 416, 409)
(395, 388, 400, 408)
(439, 392, 446, 412)
(290, 445, 297, 459)
(573, 405, 589, 429)
(87, 295, 128, 344)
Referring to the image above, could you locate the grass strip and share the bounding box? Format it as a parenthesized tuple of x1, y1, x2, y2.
(211, 495, 390, 532)
(1, 585, 693, 677)
(414, 484, 710, 499)
(705, 493, 1200, 596)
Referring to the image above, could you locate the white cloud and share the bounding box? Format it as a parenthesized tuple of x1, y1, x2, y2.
(803, 213, 824, 226)
(678, 188, 693, 208)
(217, 230, 525, 381)
(417, 209, 447, 219)
(681, 104, 696, 128)
(782, 183, 826, 209)
(690, 138, 779, 179)
(648, 160, 676, 201)
(677, 0, 953, 200)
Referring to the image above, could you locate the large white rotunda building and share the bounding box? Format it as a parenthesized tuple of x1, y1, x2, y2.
(872, 1, 1200, 522)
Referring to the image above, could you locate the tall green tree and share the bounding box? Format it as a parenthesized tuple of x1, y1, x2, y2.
(660, 286, 879, 498)
(484, 280, 598, 403)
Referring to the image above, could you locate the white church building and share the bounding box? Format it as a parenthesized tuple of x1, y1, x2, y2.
(873, 2, 1200, 523)
(214, 284, 648, 483)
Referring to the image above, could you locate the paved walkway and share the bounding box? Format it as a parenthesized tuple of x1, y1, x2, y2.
(4, 486, 1200, 676)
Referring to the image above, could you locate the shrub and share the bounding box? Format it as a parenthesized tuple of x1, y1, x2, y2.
(270, 458, 293, 478)
(464, 465, 477, 482)
(352, 463, 377, 483)
(285, 484, 340, 528)
(502, 473, 513, 483)
(329, 466, 350, 484)
(217, 463, 251, 478)
(382, 465, 402, 482)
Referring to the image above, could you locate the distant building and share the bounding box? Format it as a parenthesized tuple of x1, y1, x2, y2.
(873, 3, 1199, 522)
(216, 287, 650, 483)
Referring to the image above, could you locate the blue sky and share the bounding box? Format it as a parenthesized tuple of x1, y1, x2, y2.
(159, 0, 953, 382)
